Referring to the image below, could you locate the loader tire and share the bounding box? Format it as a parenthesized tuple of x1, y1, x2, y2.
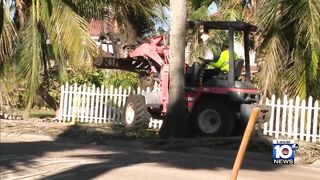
(123, 95, 150, 134)
(192, 100, 234, 137)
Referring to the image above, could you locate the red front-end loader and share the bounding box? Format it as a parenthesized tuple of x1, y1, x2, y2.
(94, 21, 270, 137)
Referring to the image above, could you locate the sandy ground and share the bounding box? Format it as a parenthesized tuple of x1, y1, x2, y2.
(1, 119, 320, 180)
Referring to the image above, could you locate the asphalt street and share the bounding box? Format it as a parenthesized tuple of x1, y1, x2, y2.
(1, 134, 319, 180)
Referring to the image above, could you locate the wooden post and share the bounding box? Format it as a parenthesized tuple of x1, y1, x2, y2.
(230, 107, 260, 180)
(312, 100, 319, 142)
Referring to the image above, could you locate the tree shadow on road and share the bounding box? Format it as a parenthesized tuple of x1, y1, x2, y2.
(1, 124, 280, 179)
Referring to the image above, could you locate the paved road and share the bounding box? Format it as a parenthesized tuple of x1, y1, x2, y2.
(1, 134, 319, 180)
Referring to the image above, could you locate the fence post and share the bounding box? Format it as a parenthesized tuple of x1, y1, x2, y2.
(312, 100, 319, 142)
(85, 84, 91, 123)
(281, 95, 288, 136)
(80, 84, 87, 123)
(99, 85, 105, 124)
(108, 86, 114, 123)
(62, 83, 69, 122)
(71, 83, 78, 125)
(287, 99, 294, 138)
(94, 87, 100, 124)
(268, 95, 276, 136)
(299, 100, 306, 141)
(293, 96, 300, 140)
(112, 87, 119, 122)
(306, 96, 313, 142)
(103, 86, 109, 123)
(275, 98, 281, 138)
(263, 98, 270, 135)
(58, 84, 65, 122)
(89, 85, 96, 123)
(137, 86, 141, 94)
(77, 84, 83, 123)
(67, 84, 73, 123)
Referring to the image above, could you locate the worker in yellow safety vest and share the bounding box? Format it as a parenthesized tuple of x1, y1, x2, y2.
(208, 43, 239, 73)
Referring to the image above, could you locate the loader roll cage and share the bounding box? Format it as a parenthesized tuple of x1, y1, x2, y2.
(188, 21, 257, 86)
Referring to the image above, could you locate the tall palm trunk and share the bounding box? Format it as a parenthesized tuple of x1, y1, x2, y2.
(159, 0, 190, 138)
(37, 85, 59, 111)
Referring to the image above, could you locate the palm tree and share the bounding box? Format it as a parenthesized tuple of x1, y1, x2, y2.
(1, 0, 18, 110)
(0, 0, 167, 110)
(0, 0, 16, 69)
(159, 0, 189, 138)
(64, 0, 167, 42)
(10, 0, 97, 109)
(257, 0, 320, 99)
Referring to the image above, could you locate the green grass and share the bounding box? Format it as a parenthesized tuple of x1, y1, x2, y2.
(29, 109, 56, 118)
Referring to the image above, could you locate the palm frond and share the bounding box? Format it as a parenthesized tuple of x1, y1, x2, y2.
(283, 0, 320, 93)
(286, 49, 308, 98)
(64, 0, 166, 38)
(219, 0, 243, 21)
(258, 0, 320, 98)
(64, 0, 166, 19)
(0, 0, 3, 36)
(0, 11, 17, 71)
(257, 0, 288, 96)
(43, 0, 97, 67)
(16, 3, 42, 107)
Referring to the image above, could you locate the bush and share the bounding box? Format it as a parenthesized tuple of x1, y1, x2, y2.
(105, 70, 138, 89)
(48, 68, 138, 102)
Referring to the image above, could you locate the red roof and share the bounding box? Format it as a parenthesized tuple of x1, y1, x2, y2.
(89, 19, 116, 36)
(89, 20, 103, 36)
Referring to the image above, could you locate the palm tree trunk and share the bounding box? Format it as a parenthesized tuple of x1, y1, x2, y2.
(159, 0, 190, 138)
(37, 85, 59, 111)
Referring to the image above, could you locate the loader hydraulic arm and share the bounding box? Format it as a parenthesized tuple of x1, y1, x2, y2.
(94, 57, 152, 74)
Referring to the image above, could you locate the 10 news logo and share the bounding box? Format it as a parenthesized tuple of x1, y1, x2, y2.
(273, 139, 299, 164)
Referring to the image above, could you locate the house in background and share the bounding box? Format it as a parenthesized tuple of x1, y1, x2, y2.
(89, 18, 131, 58)
(89, 19, 116, 55)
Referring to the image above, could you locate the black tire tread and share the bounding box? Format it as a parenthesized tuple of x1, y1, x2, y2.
(123, 95, 150, 133)
(192, 100, 235, 137)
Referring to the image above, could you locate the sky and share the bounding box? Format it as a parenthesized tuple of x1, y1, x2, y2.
(155, 1, 219, 33)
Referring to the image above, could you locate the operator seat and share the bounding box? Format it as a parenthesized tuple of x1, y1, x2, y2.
(234, 59, 244, 79)
(185, 62, 202, 86)
(203, 59, 245, 87)
(218, 59, 244, 80)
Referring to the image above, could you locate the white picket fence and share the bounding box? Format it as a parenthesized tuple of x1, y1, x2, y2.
(58, 83, 320, 142)
(263, 95, 320, 142)
(58, 83, 163, 129)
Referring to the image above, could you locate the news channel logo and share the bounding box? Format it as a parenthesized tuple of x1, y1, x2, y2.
(273, 139, 299, 164)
